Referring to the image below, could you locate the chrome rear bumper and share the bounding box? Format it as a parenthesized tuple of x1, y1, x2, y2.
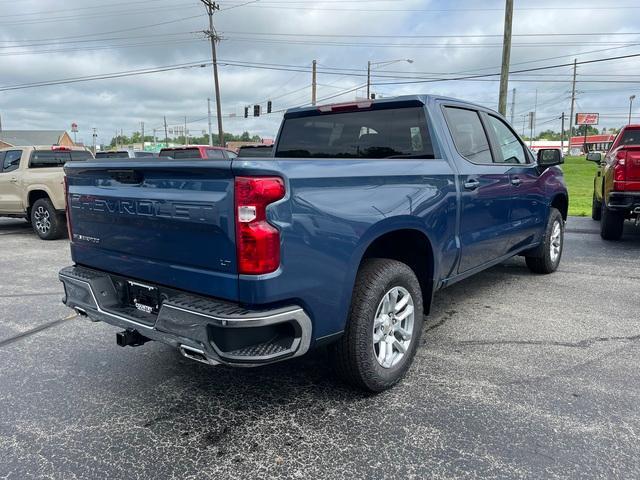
(59, 265, 312, 367)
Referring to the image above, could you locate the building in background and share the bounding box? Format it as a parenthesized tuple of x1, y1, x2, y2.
(569, 134, 616, 155)
(0, 130, 74, 148)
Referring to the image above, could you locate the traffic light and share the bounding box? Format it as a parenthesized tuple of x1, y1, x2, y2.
(267, 101, 272, 114)
(253, 105, 261, 117)
(244, 106, 249, 118)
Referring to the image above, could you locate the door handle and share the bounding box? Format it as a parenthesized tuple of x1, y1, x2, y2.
(463, 179, 480, 191)
(511, 177, 522, 187)
(9, 177, 18, 184)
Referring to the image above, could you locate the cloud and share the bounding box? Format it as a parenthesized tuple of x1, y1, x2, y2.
(0, 0, 638, 145)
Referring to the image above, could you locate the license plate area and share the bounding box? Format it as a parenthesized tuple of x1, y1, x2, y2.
(127, 281, 161, 315)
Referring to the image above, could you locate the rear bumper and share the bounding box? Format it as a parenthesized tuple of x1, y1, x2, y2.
(607, 191, 640, 212)
(58, 265, 312, 367)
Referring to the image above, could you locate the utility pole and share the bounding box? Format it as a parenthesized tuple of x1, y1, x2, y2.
(529, 112, 534, 148)
(207, 98, 213, 146)
(312, 60, 317, 105)
(568, 58, 577, 148)
(92, 128, 97, 155)
(141, 121, 145, 151)
(201, 0, 224, 146)
(366, 60, 371, 100)
(509, 88, 516, 125)
(533, 88, 538, 139)
(184, 116, 188, 146)
(153, 128, 157, 149)
(560, 112, 566, 155)
(629, 95, 636, 125)
(164, 116, 169, 146)
(115, 129, 119, 150)
(498, 0, 514, 116)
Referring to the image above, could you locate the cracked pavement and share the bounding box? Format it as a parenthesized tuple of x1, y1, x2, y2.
(0, 217, 639, 479)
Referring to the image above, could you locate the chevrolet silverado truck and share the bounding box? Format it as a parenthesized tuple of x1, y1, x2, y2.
(0, 145, 93, 239)
(58, 96, 568, 391)
(588, 124, 640, 240)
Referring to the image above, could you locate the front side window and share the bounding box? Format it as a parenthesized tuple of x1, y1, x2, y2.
(487, 115, 528, 164)
(225, 150, 238, 159)
(444, 107, 492, 164)
(3, 150, 22, 172)
(275, 107, 434, 159)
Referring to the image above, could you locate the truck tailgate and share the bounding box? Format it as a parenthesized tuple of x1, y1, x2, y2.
(64, 160, 239, 300)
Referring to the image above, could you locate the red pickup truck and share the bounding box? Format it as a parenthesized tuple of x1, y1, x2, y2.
(589, 125, 640, 240)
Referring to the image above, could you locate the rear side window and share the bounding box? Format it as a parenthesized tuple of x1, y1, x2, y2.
(30, 150, 72, 168)
(444, 107, 493, 164)
(206, 149, 225, 159)
(275, 107, 434, 159)
(620, 129, 640, 146)
(3, 150, 22, 172)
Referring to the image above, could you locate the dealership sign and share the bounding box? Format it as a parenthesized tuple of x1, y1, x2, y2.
(575, 113, 599, 125)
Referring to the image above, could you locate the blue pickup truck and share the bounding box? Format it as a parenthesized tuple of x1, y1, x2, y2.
(59, 95, 568, 391)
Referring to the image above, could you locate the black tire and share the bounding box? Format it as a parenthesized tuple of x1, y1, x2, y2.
(525, 207, 564, 274)
(600, 203, 625, 241)
(591, 193, 602, 221)
(329, 258, 424, 392)
(30, 198, 65, 240)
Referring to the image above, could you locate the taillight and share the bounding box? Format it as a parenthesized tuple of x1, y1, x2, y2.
(613, 150, 627, 190)
(64, 175, 73, 241)
(235, 176, 285, 275)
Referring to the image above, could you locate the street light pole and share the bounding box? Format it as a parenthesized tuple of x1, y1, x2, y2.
(629, 95, 636, 125)
(366, 59, 413, 100)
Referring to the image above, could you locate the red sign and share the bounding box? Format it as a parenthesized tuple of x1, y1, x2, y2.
(71, 123, 78, 132)
(575, 113, 599, 125)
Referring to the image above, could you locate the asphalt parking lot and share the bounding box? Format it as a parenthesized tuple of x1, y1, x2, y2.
(1, 217, 639, 479)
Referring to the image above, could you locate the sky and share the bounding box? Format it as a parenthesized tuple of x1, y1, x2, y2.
(0, 0, 639, 146)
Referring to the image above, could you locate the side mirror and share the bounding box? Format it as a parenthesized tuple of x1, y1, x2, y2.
(586, 152, 602, 163)
(537, 149, 563, 168)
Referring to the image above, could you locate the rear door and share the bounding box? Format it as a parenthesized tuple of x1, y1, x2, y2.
(0, 150, 25, 213)
(442, 106, 513, 273)
(484, 113, 547, 251)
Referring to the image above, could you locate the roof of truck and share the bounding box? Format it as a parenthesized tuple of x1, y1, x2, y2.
(284, 94, 491, 117)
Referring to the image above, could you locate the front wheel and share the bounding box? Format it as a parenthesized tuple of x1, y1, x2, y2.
(525, 208, 564, 274)
(330, 259, 424, 392)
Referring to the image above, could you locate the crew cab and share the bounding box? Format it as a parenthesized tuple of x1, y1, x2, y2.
(0, 145, 92, 239)
(588, 124, 640, 240)
(58, 96, 568, 391)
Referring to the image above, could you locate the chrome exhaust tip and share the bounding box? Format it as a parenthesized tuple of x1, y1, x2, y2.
(179, 345, 219, 366)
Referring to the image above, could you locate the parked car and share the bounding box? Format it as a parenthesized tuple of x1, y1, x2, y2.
(95, 150, 156, 159)
(588, 124, 640, 240)
(159, 145, 238, 160)
(238, 145, 273, 157)
(0, 145, 92, 239)
(59, 95, 567, 391)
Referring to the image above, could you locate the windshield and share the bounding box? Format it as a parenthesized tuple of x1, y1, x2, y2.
(275, 107, 434, 159)
(96, 151, 130, 158)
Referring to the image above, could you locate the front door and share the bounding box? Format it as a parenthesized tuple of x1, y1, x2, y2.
(0, 150, 24, 213)
(483, 114, 547, 251)
(442, 106, 514, 273)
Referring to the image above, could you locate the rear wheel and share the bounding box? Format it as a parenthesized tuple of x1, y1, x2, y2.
(330, 259, 423, 392)
(600, 203, 625, 241)
(591, 193, 602, 221)
(30, 198, 65, 240)
(525, 208, 564, 274)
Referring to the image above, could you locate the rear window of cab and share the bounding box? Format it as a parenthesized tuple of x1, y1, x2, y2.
(29, 150, 93, 168)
